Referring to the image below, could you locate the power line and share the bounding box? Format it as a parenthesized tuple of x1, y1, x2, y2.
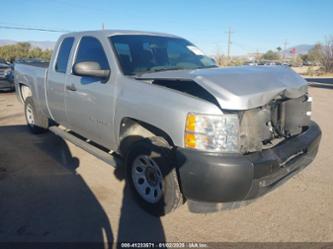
(0, 25, 72, 33)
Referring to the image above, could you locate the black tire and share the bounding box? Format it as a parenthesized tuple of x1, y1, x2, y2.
(24, 96, 49, 134)
(125, 137, 183, 216)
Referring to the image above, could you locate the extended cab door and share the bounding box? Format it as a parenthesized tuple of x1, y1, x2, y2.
(46, 37, 75, 126)
(65, 36, 117, 149)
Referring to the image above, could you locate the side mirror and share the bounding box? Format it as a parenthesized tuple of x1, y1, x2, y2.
(73, 61, 110, 79)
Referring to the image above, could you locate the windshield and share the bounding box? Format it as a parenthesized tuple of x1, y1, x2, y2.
(109, 35, 216, 75)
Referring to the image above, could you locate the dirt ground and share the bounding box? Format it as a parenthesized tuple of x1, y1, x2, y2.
(0, 87, 332, 244)
(292, 66, 333, 78)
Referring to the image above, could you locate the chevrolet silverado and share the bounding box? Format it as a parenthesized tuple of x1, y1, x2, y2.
(14, 30, 321, 216)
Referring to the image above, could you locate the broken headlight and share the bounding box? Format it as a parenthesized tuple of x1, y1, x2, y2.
(184, 113, 239, 153)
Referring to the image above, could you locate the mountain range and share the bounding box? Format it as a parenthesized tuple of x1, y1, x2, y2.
(282, 44, 314, 55)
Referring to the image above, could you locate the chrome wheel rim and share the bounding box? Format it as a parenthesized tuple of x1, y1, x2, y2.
(131, 155, 163, 204)
(26, 104, 35, 126)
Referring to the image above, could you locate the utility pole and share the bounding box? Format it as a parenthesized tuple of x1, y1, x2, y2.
(256, 49, 260, 62)
(226, 27, 234, 59)
(283, 40, 288, 60)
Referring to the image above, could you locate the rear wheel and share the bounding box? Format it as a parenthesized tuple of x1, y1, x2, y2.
(126, 137, 183, 216)
(24, 97, 49, 134)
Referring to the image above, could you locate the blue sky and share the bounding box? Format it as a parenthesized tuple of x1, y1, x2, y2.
(0, 0, 332, 55)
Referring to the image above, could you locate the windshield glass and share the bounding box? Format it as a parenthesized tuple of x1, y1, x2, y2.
(109, 35, 216, 75)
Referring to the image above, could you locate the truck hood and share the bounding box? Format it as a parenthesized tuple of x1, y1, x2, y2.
(138, 66, 308, 110)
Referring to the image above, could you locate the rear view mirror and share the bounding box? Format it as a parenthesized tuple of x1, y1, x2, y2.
(73, 61, 110, 80)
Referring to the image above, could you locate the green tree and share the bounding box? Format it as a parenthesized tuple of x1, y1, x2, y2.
(307, 38, 333, 72)
(17, 42, 31, 51)
(320, 37, 333, 73)
(29, 47, 44, 58)
(0, 43, 52, 62)
(300, 54, 309, 62)
(291, 55, 303, 67)
(40, 49, 52, 60)
(262, 50, 280, 60)
(308, 43, 322, 63)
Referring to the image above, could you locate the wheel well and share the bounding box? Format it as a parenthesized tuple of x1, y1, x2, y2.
(19, 84, 32, 102)
(118, 118, 174, 156)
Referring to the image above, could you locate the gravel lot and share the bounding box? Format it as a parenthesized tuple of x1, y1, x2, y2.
(0, 87, 332, 244)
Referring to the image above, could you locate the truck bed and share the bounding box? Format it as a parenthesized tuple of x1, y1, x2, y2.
(15, 60, 49, 68)
(14, 61, 48, 108)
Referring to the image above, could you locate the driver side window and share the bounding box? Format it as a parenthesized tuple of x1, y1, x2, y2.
(75, 36, 110, 70)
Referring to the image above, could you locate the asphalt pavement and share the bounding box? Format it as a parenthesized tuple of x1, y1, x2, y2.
(306, 77, 333, 88)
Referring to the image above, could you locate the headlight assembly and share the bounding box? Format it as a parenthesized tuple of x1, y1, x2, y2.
(184, 113, 240, 153)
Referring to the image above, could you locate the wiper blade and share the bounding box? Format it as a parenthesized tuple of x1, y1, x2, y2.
(135, 65, 216, 77)
(194, 65, 218, 69)
(147, 67, 185, 73)
(134, 67, 184, 77)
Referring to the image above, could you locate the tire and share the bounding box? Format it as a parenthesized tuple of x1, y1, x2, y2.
(126, 137, 183, 216)
(24, 97, 49, 134)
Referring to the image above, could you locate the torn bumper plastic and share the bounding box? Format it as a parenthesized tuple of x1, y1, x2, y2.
(176, 121, 321, 205)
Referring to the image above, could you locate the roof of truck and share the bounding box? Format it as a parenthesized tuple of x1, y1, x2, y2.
(63, 30, 181, 38)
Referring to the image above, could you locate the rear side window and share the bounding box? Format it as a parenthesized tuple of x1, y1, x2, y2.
(75, 36, 109, 70)
(55, 37, 74, 73)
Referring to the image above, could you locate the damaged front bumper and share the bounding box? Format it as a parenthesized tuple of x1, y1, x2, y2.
(176, 121, 321, 210)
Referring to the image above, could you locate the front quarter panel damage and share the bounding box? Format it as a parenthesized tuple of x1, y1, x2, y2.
(114, 76, 223, 149)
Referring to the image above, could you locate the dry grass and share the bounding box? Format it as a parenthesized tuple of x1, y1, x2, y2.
(292, 66, 333, 78)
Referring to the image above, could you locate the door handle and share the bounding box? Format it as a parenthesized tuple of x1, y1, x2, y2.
(66, 84, 77, 91)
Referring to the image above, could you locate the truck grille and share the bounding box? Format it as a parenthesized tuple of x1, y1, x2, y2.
(271, 95, 311, 137)
(239, 95, 311, 153)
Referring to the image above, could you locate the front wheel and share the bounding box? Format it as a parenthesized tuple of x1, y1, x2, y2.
(126, 137, 183, 216)
(24, 97, 49, 134)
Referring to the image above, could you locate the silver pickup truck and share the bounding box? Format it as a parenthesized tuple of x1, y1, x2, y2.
(14, 30, 321, 216)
